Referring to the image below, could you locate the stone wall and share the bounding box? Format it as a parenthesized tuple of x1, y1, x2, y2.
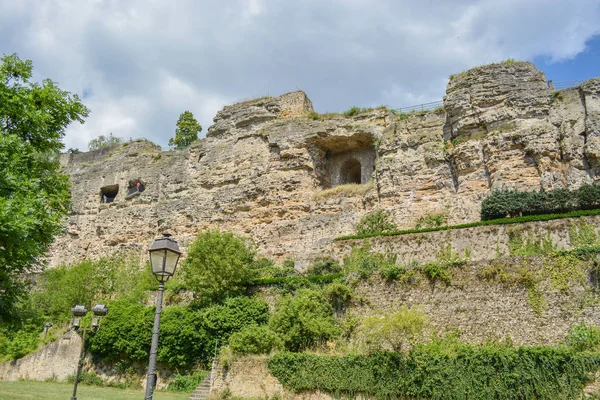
(0, 332, 80, 381)
(211, 357, 332, 400)
(329, 215, 600, 266)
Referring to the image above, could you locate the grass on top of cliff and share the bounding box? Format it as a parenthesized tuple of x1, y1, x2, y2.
(313, 181, 374, 200)
(336, 208, 600, 240)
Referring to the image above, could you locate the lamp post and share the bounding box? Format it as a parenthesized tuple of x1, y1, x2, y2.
(70, 303, 108, 400)
(144, 233, 182, 400)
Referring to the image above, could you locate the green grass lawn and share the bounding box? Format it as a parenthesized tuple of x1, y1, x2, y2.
(0, 380, 189, 400)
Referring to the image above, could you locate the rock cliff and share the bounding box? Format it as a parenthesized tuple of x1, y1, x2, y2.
(52, 61, 600, 268)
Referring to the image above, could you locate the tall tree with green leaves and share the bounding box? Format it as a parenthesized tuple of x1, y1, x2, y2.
(169, 111, 202, 149)
(0, 53, 89, 322)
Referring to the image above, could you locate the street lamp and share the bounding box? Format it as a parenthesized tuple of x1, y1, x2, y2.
(70, 304, 108, 400)
(144, 233, 182, 400)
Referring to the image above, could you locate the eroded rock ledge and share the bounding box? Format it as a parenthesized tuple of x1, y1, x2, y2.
(53, 62, 600, 269)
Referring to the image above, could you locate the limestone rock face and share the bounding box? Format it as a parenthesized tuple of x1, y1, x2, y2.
(52, 66, 600, 269)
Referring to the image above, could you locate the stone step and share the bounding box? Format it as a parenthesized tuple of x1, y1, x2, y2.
(188, 374, 212, 400)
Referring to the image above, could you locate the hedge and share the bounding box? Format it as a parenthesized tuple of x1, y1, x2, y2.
(269, 346, 600, 399)
(336, 208, 600, 241)
(481, 184, 600, 220)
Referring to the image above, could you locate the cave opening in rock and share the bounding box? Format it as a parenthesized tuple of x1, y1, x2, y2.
(100, 184, 119, 203)
(126, 179, 145, 198)
(342, 159, 362, 184)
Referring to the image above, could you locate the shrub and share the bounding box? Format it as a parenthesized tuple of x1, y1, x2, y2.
(87, 300, 153, 362)
(0, 328, 40, 361)
(306, 257, 342, 276)
(379, 264, 406, 281)
(182, 231, 256, 302)
(202, 297, 270, 338)
(322, 283, 353, 314)
(67, 371, 104, 387)
(343, 243, 397, 279)
(577, 183, 600, 210)
(251, 258, 299, 279)
(343, 106, 361, 117)
(355, 210, 397, 235)
(269, 289, 340, 351)
(358, 307, 428, 352)
(415, 212, 447, 229)
(157, 307, 207, 368)
(167, 370, 209, 393)
(229, 325, 282, 355)
(565, 323, 600, 352)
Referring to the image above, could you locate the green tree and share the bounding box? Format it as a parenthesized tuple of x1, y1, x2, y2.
(0, 53, 88, 322)
(87, 133, 123, 151)
(269, 289, 340, 351)
(181, 231, 255, 302)
(169, 111, 202, 149)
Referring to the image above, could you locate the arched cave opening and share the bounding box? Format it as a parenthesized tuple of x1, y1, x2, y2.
(342, 159, 362, 184)
(100, 184, 119, 203)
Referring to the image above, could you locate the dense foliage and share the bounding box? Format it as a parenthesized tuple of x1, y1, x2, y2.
(305, 257, 342, 276)
(182, 231, 256, 303)
(0, 53, 88, 321)
(88, 133, 123, 151)
(88, 296, 269, 368)
(229, 325, 282, 355)
(481, 184, 600, 220)
(169, 111, 202, 149)
(269, 343, 600, 399)
(87, 133, 123, 151)
(269, 289, 340, 351)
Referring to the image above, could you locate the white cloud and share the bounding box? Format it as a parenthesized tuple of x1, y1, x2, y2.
(0, 0, 598, 149)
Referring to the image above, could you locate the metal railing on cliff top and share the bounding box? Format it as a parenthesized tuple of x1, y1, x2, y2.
(394, 80, 586, 114)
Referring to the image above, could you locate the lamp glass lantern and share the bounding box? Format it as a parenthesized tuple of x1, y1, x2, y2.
(148, 233, 182, 280)
(71, 305, 87, 329)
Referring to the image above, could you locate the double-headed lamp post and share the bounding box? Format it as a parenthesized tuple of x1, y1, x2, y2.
(70, 303, 109, 400)
(144, 233, 182, 400)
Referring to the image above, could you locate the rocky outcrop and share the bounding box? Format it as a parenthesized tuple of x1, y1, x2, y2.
(52, 64, 600, 269)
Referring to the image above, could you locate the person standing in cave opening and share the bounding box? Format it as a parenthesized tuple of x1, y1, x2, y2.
(103, 194, 107, 203)
(136, 180, 141, 192)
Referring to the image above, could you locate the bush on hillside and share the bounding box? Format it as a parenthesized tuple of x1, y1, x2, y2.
(182, 231, 256, 302)
(343, 243, 397, 279)
(305, 257, 342, 276)
(229, 325, 282, 355)
(564, 322, 600, 352)
(355, 210, 397, 235)
(31, 257, 152, 322)
(269, 289, 340, 351)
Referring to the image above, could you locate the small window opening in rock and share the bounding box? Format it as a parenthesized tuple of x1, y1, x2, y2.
(342, 159, 362, 184)
(126, 179, 145, 199)
(100, 184, 119, 203)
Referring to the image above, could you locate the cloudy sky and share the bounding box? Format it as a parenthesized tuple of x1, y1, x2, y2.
(1, 0, 599, 150)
